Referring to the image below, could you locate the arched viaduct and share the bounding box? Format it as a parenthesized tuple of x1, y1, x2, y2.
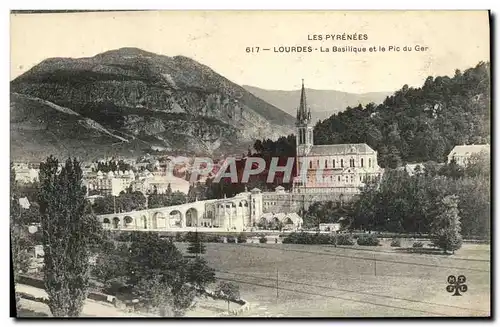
(98, 200, 210, 231)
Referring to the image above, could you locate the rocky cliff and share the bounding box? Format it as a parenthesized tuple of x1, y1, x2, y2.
(11, 47, 295, 161)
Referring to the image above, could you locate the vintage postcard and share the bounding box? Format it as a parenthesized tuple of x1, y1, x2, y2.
(10, 10, 491, 318)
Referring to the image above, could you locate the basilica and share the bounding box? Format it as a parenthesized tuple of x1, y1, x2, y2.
(292, 80, 383, 194)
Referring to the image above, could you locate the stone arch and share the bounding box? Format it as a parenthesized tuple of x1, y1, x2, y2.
(140, 215, 148, 229)
(124, 216, 133, 228)
(153, 212, 167, 229)
(103, 218, 110, 224)
(169, 210, 183, 228)
(283, 217, 294, 225)
(185, 207, 199, 227)
(112, 217, 120, 229)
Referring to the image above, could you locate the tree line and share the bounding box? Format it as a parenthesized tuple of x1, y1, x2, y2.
(11, 158, 236, 317)
(313, 62, 490, 167)
(250, 62, 490, 169)
(350, 152, 490, 239)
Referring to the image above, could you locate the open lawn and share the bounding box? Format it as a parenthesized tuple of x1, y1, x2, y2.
(177, 242, 491, 317)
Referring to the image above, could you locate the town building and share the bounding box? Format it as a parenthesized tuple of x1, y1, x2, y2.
(447, 144, 490, 166)
(84, 170, 136, 196)
(293, 80, 383, 194)
(13, 162, 39, 183)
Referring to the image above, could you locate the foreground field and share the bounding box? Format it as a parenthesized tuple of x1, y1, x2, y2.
(177, 242, 491, 317)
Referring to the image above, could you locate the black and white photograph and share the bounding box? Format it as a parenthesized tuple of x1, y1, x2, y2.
(9, 10, 491, 318)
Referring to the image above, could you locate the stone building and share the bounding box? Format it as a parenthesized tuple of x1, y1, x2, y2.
(447, 144, 490, 166)
(293, 80, 383, 195)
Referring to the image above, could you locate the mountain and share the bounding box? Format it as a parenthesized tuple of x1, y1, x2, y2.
(10, 47, 295, 161)
(243, 85, 391, 123)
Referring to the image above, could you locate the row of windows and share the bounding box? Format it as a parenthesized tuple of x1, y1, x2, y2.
(305, 174, 379, 183)
(217, 202, 249, 208)
(303, 157, 374, 169)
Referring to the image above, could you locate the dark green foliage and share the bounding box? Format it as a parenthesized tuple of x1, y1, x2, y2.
(351, 154, 490, 239)
(412, 241, 424, 248)
(237, 233, 247, 243)
(10, 164, 33, 312)
(356, 235, 380, 246)
(92, 191, 147, 215)
(38, 156, 103, 317)
(214, 281, 240, 313)
(148, 191, 187, 209)
(259, 236, 268, 244)
(431, 195, 463, 254)
(336, 234, 355, 246)
(390, 238, 402, 247)
(92, 232, 216, 316)
(95, 159, 133, 173)
(185, 257, 216, 290)
(282, 232, 353, 245)
(313, 62, 490, 166)
(186, 231, 206, 256)
(303, 201, 351, 229)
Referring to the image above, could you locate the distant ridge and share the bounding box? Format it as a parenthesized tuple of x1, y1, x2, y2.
(243, 85, 392, 123)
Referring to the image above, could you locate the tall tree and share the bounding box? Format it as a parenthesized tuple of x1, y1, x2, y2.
(186, 231, 206, 257)
(430, 195, 463, 254)
(38, 156, 102, 316)
(215, 281, 240, 313)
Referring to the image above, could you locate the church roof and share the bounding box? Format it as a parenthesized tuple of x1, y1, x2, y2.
(308, 143, 376, 156)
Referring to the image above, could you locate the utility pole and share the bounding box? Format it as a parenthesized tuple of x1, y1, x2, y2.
(276, 268, 279, 299)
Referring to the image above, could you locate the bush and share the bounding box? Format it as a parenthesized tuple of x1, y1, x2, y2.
(356, 235, 380, 246)
(175, 232, 187, 242)
(413, 241, 424, 248)
(259, 236, 267, 244)
(227, 236, 236, 243)
(336, 234, 355, 246)
(237, 234, 247, 243)
(390, 238, 402, 247)
(203, 234, 221, 243)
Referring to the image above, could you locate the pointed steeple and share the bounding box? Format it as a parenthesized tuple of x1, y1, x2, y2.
(297, 79, 310, 122)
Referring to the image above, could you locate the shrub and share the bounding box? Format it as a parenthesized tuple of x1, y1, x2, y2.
(357, 235, 380, 246)
(413, 241, 424, 248)
(175, 232, 187, 242)
(259, 236, 267, 244)
(237, 234, 247, 244)
(390, 238, 402, 247)
(336, 234, 355, 246)
(227, 236, 236, 243)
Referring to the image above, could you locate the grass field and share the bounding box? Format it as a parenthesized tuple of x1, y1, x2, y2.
(177, 242, 491, 317)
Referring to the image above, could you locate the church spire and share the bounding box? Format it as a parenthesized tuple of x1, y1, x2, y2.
(297, 79, 310, 122)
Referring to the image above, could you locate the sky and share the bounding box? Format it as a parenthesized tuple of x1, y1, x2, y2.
(10, 10, 490, 93)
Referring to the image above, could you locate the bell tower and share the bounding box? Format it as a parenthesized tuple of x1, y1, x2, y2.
(296, 79, 314, 158)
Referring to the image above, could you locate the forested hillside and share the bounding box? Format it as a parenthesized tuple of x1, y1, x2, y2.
(313, 62, 490, 167)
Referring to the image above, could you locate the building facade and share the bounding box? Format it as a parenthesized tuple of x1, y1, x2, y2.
(447, 144, 490, 166)
(293, 80, 383, 194)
